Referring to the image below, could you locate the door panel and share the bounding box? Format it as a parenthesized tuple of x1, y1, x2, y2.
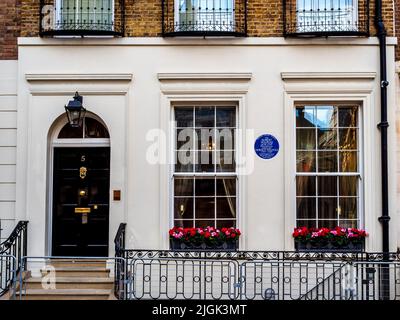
(52, 147, 110, 257)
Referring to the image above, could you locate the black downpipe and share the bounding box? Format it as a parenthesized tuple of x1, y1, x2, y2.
(375, 0, 390, 300)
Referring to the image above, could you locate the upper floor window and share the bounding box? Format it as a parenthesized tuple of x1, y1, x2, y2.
(163, 0, 247, 36)
(295, 104, 361, 229)
(283, 0, 369, 36)
(40, 0, 124, 36)
(172, 105, 238, 229)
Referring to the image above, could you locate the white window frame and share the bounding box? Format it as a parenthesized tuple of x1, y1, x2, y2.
(282, 72, 377, 251)
(171, 103, 239, 229)
(294, 103, 363, 229)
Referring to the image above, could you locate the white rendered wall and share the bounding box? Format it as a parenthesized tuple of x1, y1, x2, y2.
(0, 61, 17, 242)
(15, 37, 398, 255)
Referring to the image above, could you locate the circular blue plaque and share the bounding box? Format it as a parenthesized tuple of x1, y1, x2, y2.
(254, 134, 280, 159)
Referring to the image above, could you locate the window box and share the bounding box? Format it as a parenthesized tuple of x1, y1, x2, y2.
(295, 240, 364, 252)
(293, 227, 367, 252)
(170, 238, 238, 251)
(169, 227, 240, 251)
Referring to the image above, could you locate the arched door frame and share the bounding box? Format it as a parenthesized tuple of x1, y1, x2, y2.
(46, 112, 111, 256)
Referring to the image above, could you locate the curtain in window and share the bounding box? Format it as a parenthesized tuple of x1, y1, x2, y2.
(60, 0, 113, 31)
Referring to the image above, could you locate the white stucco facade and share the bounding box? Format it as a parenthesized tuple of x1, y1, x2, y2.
(0, 36, 398, 256)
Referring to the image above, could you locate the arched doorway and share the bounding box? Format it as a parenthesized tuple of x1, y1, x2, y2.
(49, 114, 110, 257)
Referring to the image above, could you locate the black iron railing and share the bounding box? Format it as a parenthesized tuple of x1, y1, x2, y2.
(114, 223, 126, 299)
(283, 0, 369, 36)
(39, 0, 125, 37)
(162, 0, 247, 36)
(114, 249, 400, 300)
(0, 221, 28, 297)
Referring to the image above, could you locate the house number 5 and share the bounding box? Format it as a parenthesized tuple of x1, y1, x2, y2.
(81, 155, 86, 162)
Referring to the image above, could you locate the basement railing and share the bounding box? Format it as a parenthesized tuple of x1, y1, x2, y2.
(114, 250, 400, 300)
(39, 0, 125, 37)
(0, 221, 28, 297)
(283, 0, 369, 36)
(162, 0, 247, 36)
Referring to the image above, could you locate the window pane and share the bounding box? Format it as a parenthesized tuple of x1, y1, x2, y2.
(318, 198, 338, 219)
(174, 198, 194, 219)
(174, 178, 194, 196)
(339, 128, 357, 150)
(339, 106, 358, 127)
(339, 198, 357, 219)
(317, 220, 337, 229)
(176, 151, 194, 172)
(58, 123, 83, 138)
(195, 151, 215, 172)
(217, 178, 236, 196)
(318, 151, 337, 172)
(296, 129, 316, 150)
(216, 128, 235, 150)
(296, 151, 316, 172)
(296, 198, 316, 219)
(317, 129, 337, 149)
(217, 197, 236, 218)
(175, 107, 193, 127)
(318, 176, 337, 196)
(195, 107, 214, 127)
(338, 220, 358, 228)
(177, 128, 194, 150)
(316, 106, 337, 128)
(339, 151, 358, 172)
(296, 220, 316, 228)
(84, 118, 109, 138)
(216, 107, 236, 127)
(195, 220, 215, 228)
(339, 176, 358, 196)
(296, 176, 316, 196)
(296, 107, 315, 127)
(216, 151, 235, 172)
(195, 198, 215, 219)
(174, 220, 194, 228)
(216, 220, 236, 229)
(196, 128, 215, 150)
(195, 177, 215, 197)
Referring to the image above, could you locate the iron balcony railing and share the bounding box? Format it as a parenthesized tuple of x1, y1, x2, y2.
(283, 0, 369, 36)
(115, 250, 400, 300)
(0, 221, 28, 297)
(39, 0, 125, 37)
(162, 0, 247, 37)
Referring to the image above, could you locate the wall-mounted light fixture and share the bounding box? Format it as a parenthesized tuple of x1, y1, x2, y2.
(65, 92, 86, 127)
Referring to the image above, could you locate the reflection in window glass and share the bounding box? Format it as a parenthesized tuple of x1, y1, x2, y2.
(173, 106, 237, 229)
(295, 105, 360, 228)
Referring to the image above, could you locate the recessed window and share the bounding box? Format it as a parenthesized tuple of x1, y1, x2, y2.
(58, 117, 109, 139)
(295, 104, 360, 228)
(173, 105, 237, 229)
(296, 0, 359, 33)
(176, 0, 235, 32)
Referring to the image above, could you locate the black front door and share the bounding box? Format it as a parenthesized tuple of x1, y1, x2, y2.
(52, 147, 110, 257)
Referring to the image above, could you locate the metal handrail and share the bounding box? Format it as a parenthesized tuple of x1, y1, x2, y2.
(114, 223, 126, 299)
(0, 221, 28, 297)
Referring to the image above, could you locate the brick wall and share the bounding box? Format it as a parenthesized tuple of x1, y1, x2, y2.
(0, 0, 396, 58)
(0, 0, 20, 60)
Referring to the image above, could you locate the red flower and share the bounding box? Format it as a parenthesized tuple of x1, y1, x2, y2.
(204, 232, 211, 239)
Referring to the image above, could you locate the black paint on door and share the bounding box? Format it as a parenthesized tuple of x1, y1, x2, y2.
(52, 147, 110, 257)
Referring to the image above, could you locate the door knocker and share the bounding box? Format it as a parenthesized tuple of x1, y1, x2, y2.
(79, 166, 87, 179)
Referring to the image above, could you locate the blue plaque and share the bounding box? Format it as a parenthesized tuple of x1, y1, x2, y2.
(254, 134, 279, 159)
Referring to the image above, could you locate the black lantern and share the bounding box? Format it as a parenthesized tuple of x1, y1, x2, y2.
(65, 92, 86, 128)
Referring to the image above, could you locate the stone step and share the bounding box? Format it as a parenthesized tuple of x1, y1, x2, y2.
(16, 289, 112, 300)
(24, 277, 114, 290)
(41, 267, 111, 278)
(47, 259, 107, 268)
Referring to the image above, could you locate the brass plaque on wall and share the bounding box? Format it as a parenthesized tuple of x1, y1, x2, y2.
(74, 207, 91, 214)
